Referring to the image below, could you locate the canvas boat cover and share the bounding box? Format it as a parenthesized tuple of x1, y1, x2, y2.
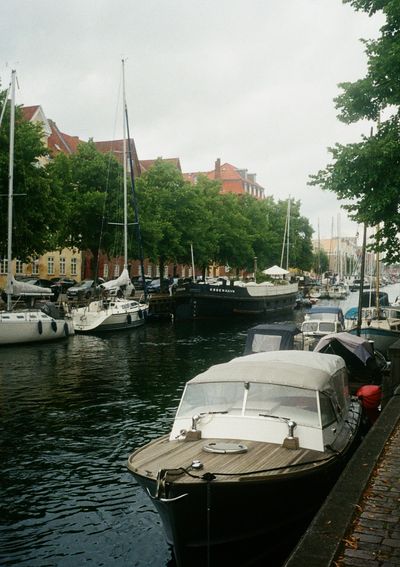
(314, 331, 374, 365)
(243, 323, 301, 355)
(188, 350, 346, 393)
(6, 275, 52, 296)
(99, 268, 131, 291)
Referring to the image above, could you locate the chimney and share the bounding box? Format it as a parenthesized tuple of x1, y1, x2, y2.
(215, 158, 221, 179)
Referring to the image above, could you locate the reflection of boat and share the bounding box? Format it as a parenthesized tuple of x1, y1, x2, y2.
(70, 61, 149, 333)
(128, 350, 363, 567)
(314, 331, 388, 392)
(173, 278, 298, 320)
(0, 70, 74, 346)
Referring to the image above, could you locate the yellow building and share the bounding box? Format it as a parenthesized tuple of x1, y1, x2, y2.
(0, 248, 82, 289)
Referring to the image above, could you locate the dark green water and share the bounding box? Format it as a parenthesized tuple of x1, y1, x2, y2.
(1, 284, 398, 566)
(0, 318, 260, 567)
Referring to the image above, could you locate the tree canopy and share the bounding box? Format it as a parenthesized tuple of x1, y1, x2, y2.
(310, 0, 400, 263)
(0, 83, 314, 276)
(0, 97, 65, 262)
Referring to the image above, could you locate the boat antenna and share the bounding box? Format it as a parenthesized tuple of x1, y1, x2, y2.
(122, 61, 147, 302)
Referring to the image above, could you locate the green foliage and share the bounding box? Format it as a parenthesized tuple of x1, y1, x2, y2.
(49, 140, 124, 264)
(136, 162, 314, 275)
(0, 81, 315, 273)
(0, 94, 65, 262)
(311, 248, 330, 274)
(310, 0, 400, 264)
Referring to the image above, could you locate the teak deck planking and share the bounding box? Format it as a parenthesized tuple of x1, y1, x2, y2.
(128, 435, 332, 484)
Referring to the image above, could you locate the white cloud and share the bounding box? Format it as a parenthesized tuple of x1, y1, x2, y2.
(0, 0, 385, 241)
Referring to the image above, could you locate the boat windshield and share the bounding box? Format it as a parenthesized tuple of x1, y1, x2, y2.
(177, 382, 244, 416)
(302, 321, 318, 333)
(245, 383, 319, 427)
(302, 321, 337, 334)
(177, 381, 320, 427)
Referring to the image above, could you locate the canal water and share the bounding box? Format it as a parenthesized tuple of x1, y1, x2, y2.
(1, 284, 399, 567)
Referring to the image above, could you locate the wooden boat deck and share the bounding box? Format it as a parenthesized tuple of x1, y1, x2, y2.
(128, 435, 333, 483)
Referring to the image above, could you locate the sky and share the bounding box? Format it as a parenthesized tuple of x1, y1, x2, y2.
(0, 1, 385, 242)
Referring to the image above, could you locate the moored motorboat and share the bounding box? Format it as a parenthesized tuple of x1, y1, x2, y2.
(314, 331, 388, 393)
(243, 322, 302, 354)
(127, 350, 364, 566)
(299, 305, 345, 350)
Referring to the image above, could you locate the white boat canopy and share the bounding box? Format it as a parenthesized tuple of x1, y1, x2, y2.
(188, 350, 346, 393)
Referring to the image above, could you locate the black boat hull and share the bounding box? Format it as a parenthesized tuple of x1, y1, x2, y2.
(173, 282, 298, 320)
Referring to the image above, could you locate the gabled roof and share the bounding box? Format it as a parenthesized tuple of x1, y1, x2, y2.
(47, 119, 82, 155)
(21, 105, 40, 121)
(21, 105, 52, 137)
(22, 106, 83, 155)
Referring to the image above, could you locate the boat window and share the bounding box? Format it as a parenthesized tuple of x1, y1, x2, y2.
(319, 393, 337, 427)
(177, 382, 244, 417)
(302, 321, 318, 333)
(319, 322, 336, 333)
(251, 334, 282, 352)
(245, 383, 319, 427)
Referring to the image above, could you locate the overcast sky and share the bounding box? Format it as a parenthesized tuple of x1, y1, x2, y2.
(1, 1, 384, 241)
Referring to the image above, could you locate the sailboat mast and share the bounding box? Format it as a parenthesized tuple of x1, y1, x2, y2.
(286, 196, 290, 272)
(6, 70, 16, 312)
(123, 63, 148, 302)
(122, 60, 128, 270)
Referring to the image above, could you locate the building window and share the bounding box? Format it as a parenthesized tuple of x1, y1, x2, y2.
(15, 260, 23, 274)
(32, 258, 39, 275)
(71, 258, 77, 276)
(103, 264, 109, 279)
(113, 264, 120, 278)
(60, 257, 66, 275)
(0, 259, 8, 275)
(47, 257, 55, 275)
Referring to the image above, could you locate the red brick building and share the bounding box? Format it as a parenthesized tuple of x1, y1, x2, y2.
(185, 158, 266, 200)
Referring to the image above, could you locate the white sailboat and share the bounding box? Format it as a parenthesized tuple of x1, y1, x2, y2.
(0, 70, 74, 345)
(71, 60, 149, 333)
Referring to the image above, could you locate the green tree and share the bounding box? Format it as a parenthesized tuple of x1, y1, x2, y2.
(310, 0, 400, 263)
(0, 95, 65, 261)
(177, 175, 222, 277)
(136, 159, 193, 278)
(49, 140, 124, 273)
(312, 248, 329, 275)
